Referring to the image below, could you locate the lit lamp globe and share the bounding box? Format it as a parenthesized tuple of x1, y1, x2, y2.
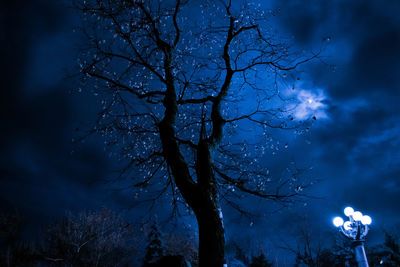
(353, 211, 363, 221)
(361, 215, 372, 225)
(343, 221, 352, 230)
(344, 206, 354, 217)
(333, 217, 344, 227)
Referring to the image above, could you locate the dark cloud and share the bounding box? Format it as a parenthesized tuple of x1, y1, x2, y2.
(343, 29, 400, 93)
(0, 0, 126, 235)
(275, 0, 400, 99)
(277, 0, 334, 44)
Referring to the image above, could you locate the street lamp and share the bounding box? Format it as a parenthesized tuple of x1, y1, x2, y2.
(333, 206, 372, 267)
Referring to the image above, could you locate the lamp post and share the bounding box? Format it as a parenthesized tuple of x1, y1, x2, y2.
(333, 206, 372, 267)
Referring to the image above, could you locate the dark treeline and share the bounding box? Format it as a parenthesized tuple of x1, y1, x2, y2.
(0, 208, 399, 267)
(289, 232, 400, 267)
(0, 208, 195, 267)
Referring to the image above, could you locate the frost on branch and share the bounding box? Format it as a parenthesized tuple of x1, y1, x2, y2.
(74, 0, 318, 216)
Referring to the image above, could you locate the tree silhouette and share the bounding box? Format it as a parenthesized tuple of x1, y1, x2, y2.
(368, 232, 400, 267)
(0, 211, 41, 266)
(250, 252, 272, 267)
(143, 221, 165, 266)
(163, 231, 198, 265)
(234, 242, 250, 266)
(75, 0, 318, 265)
(44, 208, 131, 266)
(281, 215, 356, 267)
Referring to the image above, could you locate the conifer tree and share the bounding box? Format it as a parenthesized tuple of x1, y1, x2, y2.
(143, 221, 165, 266)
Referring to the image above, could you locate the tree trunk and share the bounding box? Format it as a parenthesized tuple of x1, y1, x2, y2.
(159, 122, 226, 266)
(193, 195, 225, 267)
(158, 56, 226, 265)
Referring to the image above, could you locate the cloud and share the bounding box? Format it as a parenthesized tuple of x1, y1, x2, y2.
(287, 89, 329, 120)
(273, 0, 400, 100)
(0, 0, 125, 231)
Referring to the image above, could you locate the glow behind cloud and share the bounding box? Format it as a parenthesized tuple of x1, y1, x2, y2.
(288, 89, 329, 120)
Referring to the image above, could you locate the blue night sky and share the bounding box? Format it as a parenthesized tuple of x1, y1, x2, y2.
(1, 0, 400, 263)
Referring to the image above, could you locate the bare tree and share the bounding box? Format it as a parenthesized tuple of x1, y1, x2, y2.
(74, 0, 318, 265)
(0, 211, 41, 266)
(44, 208, 132, 266)
(280, 216, 356, 267)
(163, 231, 198, 265)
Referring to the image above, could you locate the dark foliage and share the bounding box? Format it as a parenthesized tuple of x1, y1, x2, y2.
(2, 207, 400, 266)
(146, 255, 189, 267)
(249, 252, 273, 267)
(367, 232, 400, 267)
(0, 211, 42, 266)
(143, 221, 165, 265)
(234, 243, 250, 266)
(43, 208, 132, 266)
